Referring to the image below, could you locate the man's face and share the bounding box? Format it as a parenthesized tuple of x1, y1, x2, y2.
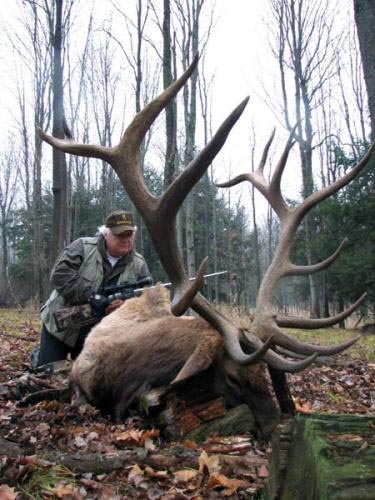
(104, 230, 135, 257)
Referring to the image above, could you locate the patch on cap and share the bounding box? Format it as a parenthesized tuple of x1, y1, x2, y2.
(105, 210, 135, 235)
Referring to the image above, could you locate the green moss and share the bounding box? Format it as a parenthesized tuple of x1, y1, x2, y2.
(280, 415, 375, 500)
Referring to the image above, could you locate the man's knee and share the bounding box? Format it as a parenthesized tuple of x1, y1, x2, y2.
(35, 325, 70, 366)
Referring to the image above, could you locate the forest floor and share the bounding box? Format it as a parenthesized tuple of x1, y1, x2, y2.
(0, 307, 374, 499)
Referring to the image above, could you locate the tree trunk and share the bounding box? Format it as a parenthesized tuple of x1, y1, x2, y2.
(180, 1, 200, 277)
(354, 0, 375, 141)
(51, 0, 68, 261)
(163, 0, 178, 189)
(0, 215, 8, 299)
(33, 133, 45, 300)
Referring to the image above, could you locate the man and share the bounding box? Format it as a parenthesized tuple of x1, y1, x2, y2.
(34, 210, 151, 367)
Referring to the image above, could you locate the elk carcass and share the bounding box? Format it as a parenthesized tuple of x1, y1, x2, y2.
(40, 54, 375, 436)
(71, 281, 280, 436)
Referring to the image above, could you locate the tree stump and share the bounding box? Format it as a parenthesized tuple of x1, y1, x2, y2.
(141, 366, 261, 441)
(265, 414, 375, 500)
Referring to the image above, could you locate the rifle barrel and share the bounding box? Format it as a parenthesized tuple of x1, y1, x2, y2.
(154, 270, 227, 289)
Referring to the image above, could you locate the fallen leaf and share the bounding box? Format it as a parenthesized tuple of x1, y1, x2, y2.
(144, 437, 156, 451)
(334, 383, 345, 394)
(128, 464, 144, 486)
(0, 484, 18, 500)
(74, 436, 88, 449)
(49, 482, 85, 499)
(183, 439, 198, 449)
(257, 465, 269, 478)
(198, 450, 221, 476)
(144, 465, 169, 479)
(174, 469, 199, 482)
(114, 428, 159, 448)
(207, 473, 250, 496)
(35, 422, 50, 435)
(87, 431, 99, 441)
(295, 400, 313, 414)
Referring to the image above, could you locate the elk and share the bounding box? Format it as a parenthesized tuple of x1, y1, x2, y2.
(39, 55, 374, 435)
(70, 282, 279, 436)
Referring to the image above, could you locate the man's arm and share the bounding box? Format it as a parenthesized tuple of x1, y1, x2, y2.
(51, 239, 94, 304)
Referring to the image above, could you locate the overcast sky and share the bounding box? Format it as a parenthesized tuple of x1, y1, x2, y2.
(0, 0, 358, 220)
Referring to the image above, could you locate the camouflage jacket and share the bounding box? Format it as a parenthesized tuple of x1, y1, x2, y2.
(40, 235, 150, 347)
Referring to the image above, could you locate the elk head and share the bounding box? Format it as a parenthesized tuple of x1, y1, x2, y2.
(39, 55, 375, 408)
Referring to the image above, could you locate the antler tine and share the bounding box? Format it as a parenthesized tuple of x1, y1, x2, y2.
(160, 97, 250, 219)
(294, 138, 375, 225)
(269, 324, 360, 356)
(251, 332, 318, 373)
(215, 128, 277, 191)
(37, 127, 113, 163)
(265, 349, 318, 372)
(121, 54, 199, 150)
(277, 292, 367, 329)
(239, 334, 275, 363)
(256, 127, 276, 175)
(219, 127, 297, 220)
(268, 125, 297, 219)
(285, 238, 348, 276)
(171, 257, 208, 316)
(216, 127, 276, 190)
(216, 173, 253, 189)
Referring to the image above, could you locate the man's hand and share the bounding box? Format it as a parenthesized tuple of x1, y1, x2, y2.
(89, 294, 109, 317)
(105, 299, 124, 315)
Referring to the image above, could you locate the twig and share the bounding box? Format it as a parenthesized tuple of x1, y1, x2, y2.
(0, 330, 36, 342)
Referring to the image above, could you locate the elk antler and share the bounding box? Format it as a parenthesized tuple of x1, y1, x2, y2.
(38, 56, 319, 372)
(217, 128, 375, 357)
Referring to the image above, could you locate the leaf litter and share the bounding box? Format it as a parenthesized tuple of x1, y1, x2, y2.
(1, 308, 374, 498)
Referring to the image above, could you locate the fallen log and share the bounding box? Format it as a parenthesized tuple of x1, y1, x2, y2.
(0, 437, 268, 478)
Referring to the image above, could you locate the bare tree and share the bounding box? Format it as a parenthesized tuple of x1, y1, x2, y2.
(249, 132, 262, 293)
(0, 147, 19, 302)
(86, 27, 120, 215)
(163, 0, 178, 188)
(106, 0, 160, 253)
(268, 0, 341, 317)
(174, 0, 213, 277)
(198, 56, 218, 300)
(354, 0, 375, 141)
(9, 0, 53, 301)
(49, 0, 70, 259)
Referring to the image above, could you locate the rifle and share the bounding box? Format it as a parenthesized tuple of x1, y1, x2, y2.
(53, 271, 227, 331)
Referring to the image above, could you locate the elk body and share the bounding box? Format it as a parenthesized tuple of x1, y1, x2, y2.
(40, 54, 375, 435)
(71, 285, 279, 435)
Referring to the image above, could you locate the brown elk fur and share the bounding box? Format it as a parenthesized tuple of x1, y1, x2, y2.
(71, 286, 278, 434)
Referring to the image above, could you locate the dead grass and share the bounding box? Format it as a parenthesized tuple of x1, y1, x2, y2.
(286, 327, 375, 362)
(1, 306, 373, 363)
